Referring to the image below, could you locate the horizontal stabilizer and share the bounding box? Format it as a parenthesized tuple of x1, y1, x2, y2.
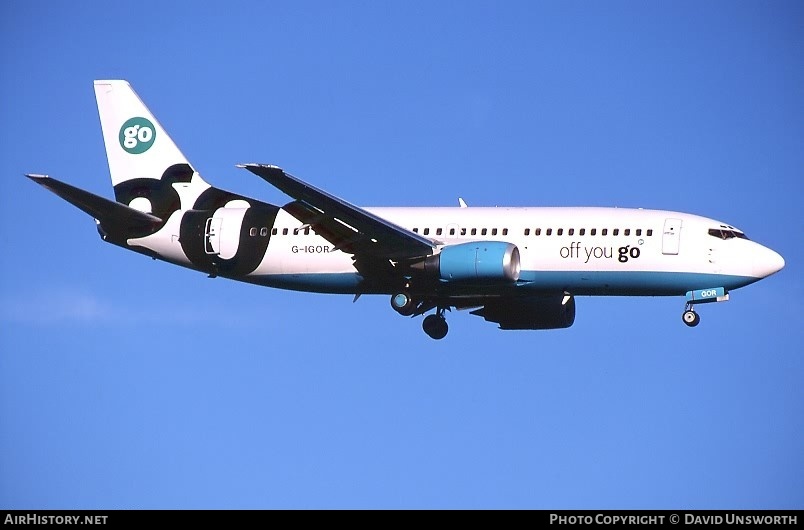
(26, 174, 163, 229)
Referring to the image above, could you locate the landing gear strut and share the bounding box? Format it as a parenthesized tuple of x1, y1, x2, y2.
(422, 308, 448, 340)
(390, 290, 449, 339)
(682, 304, 700, 327)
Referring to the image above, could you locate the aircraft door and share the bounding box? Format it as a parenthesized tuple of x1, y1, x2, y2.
(662, 218, 682, 255)
(204, 217, 222, 255)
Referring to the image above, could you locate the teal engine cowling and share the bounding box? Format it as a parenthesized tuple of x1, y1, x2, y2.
(412, 241, 521, 282)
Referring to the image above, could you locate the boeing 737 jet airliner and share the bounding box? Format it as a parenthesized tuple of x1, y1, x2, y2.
(28, 81, 784, 339)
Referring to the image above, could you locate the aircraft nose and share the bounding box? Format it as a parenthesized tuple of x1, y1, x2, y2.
(754, 246, 785, 278)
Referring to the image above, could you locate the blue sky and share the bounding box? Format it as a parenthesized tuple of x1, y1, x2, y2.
(1, 0, 802, 509)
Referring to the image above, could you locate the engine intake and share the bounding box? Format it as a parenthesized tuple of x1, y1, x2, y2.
(412, 241, 521, 282)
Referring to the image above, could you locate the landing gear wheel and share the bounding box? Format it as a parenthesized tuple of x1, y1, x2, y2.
(390, 292, 415, 316)
(682, 310, 700, 327)
(422, 314, 448, 340)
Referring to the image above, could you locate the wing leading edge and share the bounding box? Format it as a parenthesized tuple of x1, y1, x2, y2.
(239, 164, 436, 260)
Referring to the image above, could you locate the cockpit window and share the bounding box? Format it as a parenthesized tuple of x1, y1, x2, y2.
(708, 228, 749, 240)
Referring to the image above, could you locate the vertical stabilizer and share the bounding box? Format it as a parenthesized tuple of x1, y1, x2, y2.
(93, 80, 210, 216)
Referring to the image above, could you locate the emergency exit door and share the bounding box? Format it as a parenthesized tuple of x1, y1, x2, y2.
(662, 218, 682, 255)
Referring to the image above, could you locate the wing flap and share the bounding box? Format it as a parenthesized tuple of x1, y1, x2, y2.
(283, 199, 358, 251)
(239, 164, 436, 260)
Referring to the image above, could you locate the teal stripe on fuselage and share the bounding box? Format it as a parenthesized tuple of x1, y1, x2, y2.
(516, 270, 758, 296)
(251, 270, 759, 296)
(255, 273, 367, 294)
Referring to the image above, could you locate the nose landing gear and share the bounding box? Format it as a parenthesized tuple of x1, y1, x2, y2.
(682, 304, 700, 327)
(682, 288, 730, 327)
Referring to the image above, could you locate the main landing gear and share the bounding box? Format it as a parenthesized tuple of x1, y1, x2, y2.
(682, 303, 700, 327)
(422, 309, 448, 340)
(391, 291, 449, 340)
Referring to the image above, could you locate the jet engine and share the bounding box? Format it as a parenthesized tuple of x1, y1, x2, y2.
(412, 241, 521, 282)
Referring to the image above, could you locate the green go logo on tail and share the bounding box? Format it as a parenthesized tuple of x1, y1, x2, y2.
(119, 117, 156, 154)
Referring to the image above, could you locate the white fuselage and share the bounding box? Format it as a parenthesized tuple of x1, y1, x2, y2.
(128, 205, 781, 297)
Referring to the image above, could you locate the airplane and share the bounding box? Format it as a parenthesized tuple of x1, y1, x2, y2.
(27, 80, 785, 339)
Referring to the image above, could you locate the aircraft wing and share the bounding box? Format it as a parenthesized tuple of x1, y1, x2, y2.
(239, 164, 437, 260)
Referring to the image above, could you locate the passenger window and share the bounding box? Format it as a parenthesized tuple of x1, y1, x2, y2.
(492, 228, 498, 236)
(568, 228, 575, 236)
(546, 229, 552, 236)
(423, 228, 430, 235)
(293, 228, 299, 235)
(624, 229, 631, 236)
(460, 228, 467, 236)
(282, 228, 288, 235)
(449, 228, 456, 236)
(557, 228, 563, 236)
(304, 227, 310, 235)
(481, 228, 487, 236)
(436, 228, 443, 236)
(260, 227, 268, 236)
(502, 228, 508, 236)
(590, 229, 596, 236)
(535, 228, 541, 236)
(613, 229, 619, 236)
(471, 228, 477, 236)
(636, 229, 642, 236)
(249, 227, 257, 237)
(524, 228, 530, 236)
(579, 228, 585, 236)
(601, 229, 607, 236)
(272, 228, 278, 235)
(647, 229, 653, 236)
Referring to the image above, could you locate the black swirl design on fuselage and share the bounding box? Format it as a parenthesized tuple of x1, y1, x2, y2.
(179, 203, 280, 277)
(110, 163, 281, 277)
(113, 163, 194, 222)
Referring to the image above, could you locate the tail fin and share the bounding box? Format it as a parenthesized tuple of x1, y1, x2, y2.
(93, 80, 210, 217)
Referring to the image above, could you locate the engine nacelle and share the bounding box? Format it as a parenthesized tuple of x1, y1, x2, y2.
(413, 241, 521, 282)
(471, 295, 576, 329)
